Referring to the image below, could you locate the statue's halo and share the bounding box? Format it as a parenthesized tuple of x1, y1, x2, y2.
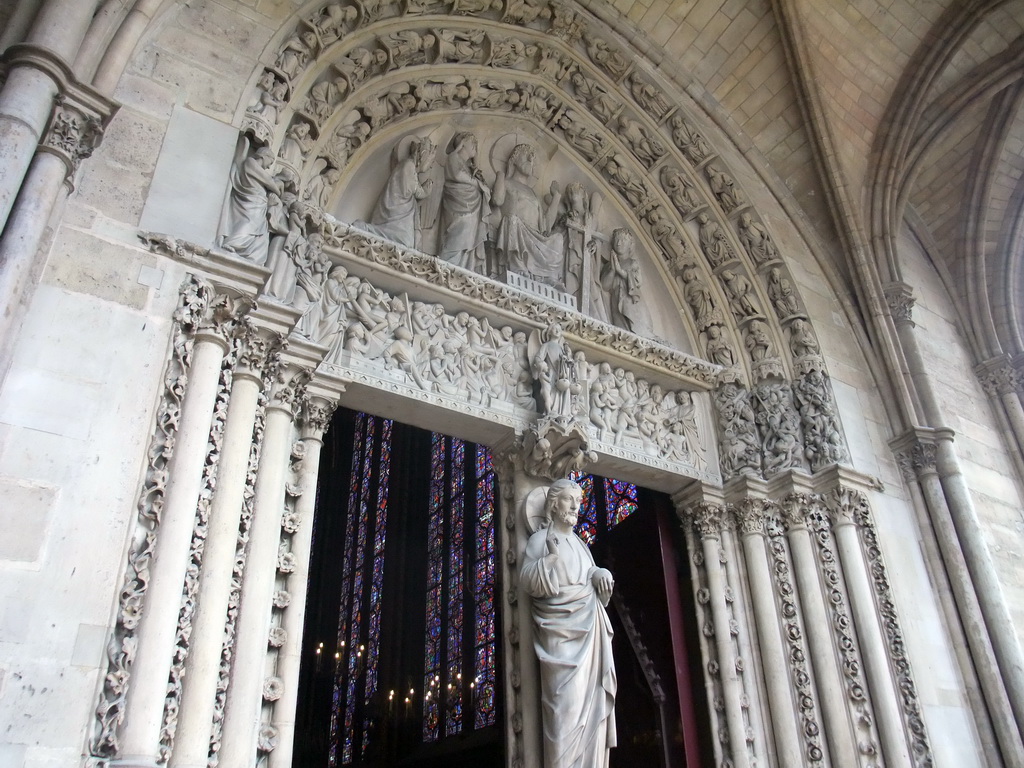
(523, 485, 550, 535)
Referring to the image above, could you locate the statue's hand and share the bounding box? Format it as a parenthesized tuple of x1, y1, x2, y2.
(591, 568, 614, 603)
(545, 533, 559, 557)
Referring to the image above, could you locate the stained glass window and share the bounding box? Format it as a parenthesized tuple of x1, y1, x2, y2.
(314, 413, 499, 766)
(570, 469, 638, 544)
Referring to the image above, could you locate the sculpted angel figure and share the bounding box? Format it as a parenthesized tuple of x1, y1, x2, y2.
(660, 167, 702, 215)
(522, 479, 617, 768)
(493, 143, 565, 288)
(669, 115, 711, 162)
(706, 164, 744, 212)
(439, 132, 492, 273)
(275, 30, 318, 80)
(617, 114, 665, 166)
(305, 77, 348, 123)
(247, 71, 287, 123)
(767, 267, 800, 318)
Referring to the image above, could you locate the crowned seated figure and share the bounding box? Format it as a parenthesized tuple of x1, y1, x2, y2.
(493, 143, 566, 290)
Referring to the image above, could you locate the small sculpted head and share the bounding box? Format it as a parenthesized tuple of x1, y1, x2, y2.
(545, 478, 583, 527)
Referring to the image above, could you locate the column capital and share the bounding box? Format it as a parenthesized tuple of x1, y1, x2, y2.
(174, 275, 254, 350)
(235, 320, 287, 383)
(299, 394, 338, 440)
(735, 498, 773, 536)
(889, 427, 950, 482)
(780, 491, 823, 532)
(267, 364, 311, 415)
(883, 281, 915, 327)
(975, 355, 1020, 397)
(1, 44, 118, 188)
(826, 485, 869, 528)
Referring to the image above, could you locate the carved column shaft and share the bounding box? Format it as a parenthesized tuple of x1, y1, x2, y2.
(828, 499, 913, 767)
(218, 367, 302, 768)
(118, 328, 234, 767)
(170, 337, 274, 768)
(691, 504, 751, 768)
(737, 504, 804, 767)
(782, 498, 859, 767)
(271, 394, 338, 768)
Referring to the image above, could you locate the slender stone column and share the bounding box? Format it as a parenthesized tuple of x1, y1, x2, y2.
(218, 362, 307, 768)
(117, 285, 250, 768)
(827, 488, 913, 767)
(782, 493, 859, 767)
(169, 325, 282, 768)
(688, 502, 751, 768)
(0, 63, 115, 384)
(271, 390, 341, 768)
(887, 283, 1024, 731)
(0, 0, 101, 230)
(735, 499, 803, 767)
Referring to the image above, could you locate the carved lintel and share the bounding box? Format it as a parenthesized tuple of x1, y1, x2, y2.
(883, 282, 915, 326)
(521, 416, 595, 480)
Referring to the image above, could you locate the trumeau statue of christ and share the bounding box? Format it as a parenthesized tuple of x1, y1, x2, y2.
(522, 478, 617, 768)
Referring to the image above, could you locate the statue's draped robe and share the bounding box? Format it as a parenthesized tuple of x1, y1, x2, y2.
(495, 182, 565, 287)
(218, 156, 273, 264)
(522, 529, 617, 768)
(439, 154, 489, 271)
(363, 156, 422, 247)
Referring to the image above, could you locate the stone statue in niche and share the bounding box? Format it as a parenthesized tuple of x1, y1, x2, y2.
(555, 110, 605, 161)
(744, 319, 775, 362)
(680, 264, 722, 329)
(414, 78, 471, 112)
(505, 0, 552, 24)
(669, 115, 711, 163)
(358, 136, 435, 249)
(660, 167, 702, 216)
(336, 47, 387, 87)
(515, 82, 557, 121)
(530, 322, 579, 419)
(489, 35, 538, 68)
(463, 78, 513, 111)
(696, 212, 738, 268)
(305, 77, 348, 123)
(438, 29, 486, 63)
(617, 114, 666, 167)
(705, 164, 744, 213)
(522, 478, 617, 768)
(275, 30, 318, 81)
(327, 121, 370, 169)
(568, 70, 619, 124)
(738, 212, 778, 265)
(627, 72, 671, 120)
(384, 30, 435, 68)
(313, 2, 357, 44)
(362, 85, 417, 130)
(279, 121, 314, 169)
(493, 141, 565, 288)
(587, 37, 630, 79)
(562, 183, 608, 319)
(247, 71, 287, 125)
(767, 267, 800, 318)
(603, 153, 648, 207)
(439, 132, 492, 273)
(647, 207, 690, 264)
(788, 318, 820, 358)
(304, 164, 341, 209)
(600, 228, 651, 335)
(721, 269, 761, 320)
(705, 325, 736, 368)
(219, 144, 282, 265)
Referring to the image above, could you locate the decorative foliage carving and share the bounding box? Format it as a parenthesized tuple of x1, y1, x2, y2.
(41, 95, 105, 184)
(884, 282, 915, 325)
(832, 487, 934, 766)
